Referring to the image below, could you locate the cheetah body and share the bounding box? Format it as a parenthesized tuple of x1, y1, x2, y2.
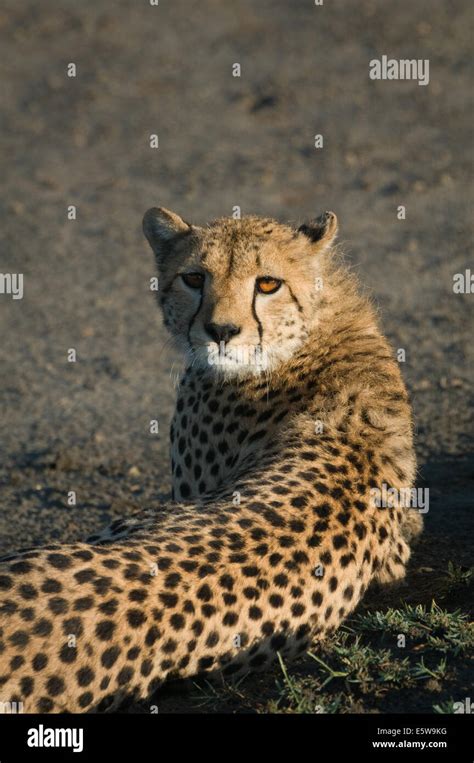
(0, 210, 422, 712)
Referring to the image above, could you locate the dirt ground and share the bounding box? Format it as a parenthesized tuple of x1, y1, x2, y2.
(0, 0, 472, 713)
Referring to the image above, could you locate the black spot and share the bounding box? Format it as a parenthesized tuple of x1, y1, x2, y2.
(9, 630, 29, 648)
(41, 578, 62, 594)
(20, 676, 34, 696)
(75, 569, 96, 584)
(314, 502, 331, 518)
(96, 620, 116, 641)
(48, 597, 68, 615)
(269, 553, 283, 567)
(170, 613, 185, 630)
(102, 558, 121, 570)
(343, 585, 354, 601)
(101, 646, 121, 669)
(340, 553, 355, 568)
(269, 594, 283, 608)
(180, 560, 198, 573)
(32, 653, 48, 671)
(0, 575, 13, 590)
(291, 603, 305, 617)
(37, 697, 54, 712)
(74, 596, 94, 611)
(219, 574, 234, 591)
(47, 553, 72, 570)
(117, 667, 134, 686)
(128, 588, 147, 603)
(9, 561, 32, 574)
(59, 644, 77, 664)
(159, 592, 178, 608)
(33, 619, 53, 637)
(320, 551, 332, 565)
(99, 599, 119, 616)
(198, 655, 214, 671)
(206, 631, 219, 647)
(291, 495, 308, 509)
(296, 623, 310, 640)
(78, 691, 93, 708)
(145, 626, 161, 646)
(77, 667, 95, 687)
(223, 612, 238, 626)
(19, 584, 37, 600)
(127, 609, 146, 628)
(164, 573, 181, 589)
(197, 584, 212, 601)
(271, 633, 287, 650)
(10, 655, 25, 670)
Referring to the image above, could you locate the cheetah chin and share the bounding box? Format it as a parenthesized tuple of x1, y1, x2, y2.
(0, 208, 422, 712)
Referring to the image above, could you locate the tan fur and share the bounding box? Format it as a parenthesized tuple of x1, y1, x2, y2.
(0, 210, 422, 712)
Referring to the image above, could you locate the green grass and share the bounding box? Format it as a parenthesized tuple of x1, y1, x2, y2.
(266, 603, 473, 714)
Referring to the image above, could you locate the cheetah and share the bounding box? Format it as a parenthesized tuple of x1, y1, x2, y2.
(0, 208, 423, 712)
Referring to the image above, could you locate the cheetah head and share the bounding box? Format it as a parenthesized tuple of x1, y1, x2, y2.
(143, 207, 338, 377)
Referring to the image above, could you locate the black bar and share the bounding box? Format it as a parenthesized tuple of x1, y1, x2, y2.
(0, 713, 471, 761)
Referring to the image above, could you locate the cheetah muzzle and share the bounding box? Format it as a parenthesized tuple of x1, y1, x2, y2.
(0, 208, 422, 712)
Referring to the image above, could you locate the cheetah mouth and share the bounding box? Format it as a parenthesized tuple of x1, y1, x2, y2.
(186, 341, 272, 376)
(206, 341, 269, 370)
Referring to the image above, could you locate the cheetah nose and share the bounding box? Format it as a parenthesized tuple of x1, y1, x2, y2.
(205, 322, 241, 344)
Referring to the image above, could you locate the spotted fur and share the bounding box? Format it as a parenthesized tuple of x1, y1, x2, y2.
(0, 209, 422, 712)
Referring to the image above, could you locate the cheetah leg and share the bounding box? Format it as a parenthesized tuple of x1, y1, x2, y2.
(374, 510, 423, 585)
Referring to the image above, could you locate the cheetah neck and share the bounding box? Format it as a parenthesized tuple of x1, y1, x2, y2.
(170, 287, 411, 503)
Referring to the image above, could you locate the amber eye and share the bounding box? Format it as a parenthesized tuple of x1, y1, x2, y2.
(256, 276, 282, 295)
(181, 272, 204, 290)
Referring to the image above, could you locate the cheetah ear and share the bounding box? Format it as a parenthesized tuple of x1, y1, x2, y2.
(143, 207, 192, 258)
(298, 211, 338, 250)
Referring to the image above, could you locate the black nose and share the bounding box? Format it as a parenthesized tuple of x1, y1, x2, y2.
(205, 322, 241, 343)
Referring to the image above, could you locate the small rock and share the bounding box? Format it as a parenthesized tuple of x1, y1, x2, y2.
(414, 379, 431, 391)
(417, 22, 432, 36)
(9, 201, 25, 215)
(413, 180, 427, 193)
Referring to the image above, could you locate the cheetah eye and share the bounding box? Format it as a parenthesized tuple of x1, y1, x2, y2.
(181, 272, 204, 290)
(256, 276, 282, 295)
